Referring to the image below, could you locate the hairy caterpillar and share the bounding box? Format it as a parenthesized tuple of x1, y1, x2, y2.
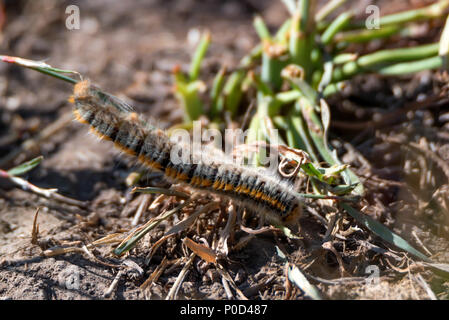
(70, 80, 303, 226)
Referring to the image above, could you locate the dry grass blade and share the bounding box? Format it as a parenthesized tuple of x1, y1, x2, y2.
(42, 233, 124, 258)
(31, 207, 40, 245)
(131, 194, 151, 227)
(183, 237, 217, 264)
(221, 277, 234, 299)
(140, 256, 169, 290)
(307, 274, 367, 285)
(165, 253, 196, 300)
(284, 262, 292, 300)
(217, 267, 248, 300)
(104, 270, 125, 298)
(145, 234, 175, 265)
(1, 168, 86, 207)
(114, 198, 192, 256)
(165, 202, 219, 237)
(42, 246, 84, 257)
(413, 274, 437, 300)
(131, 186, 190, 199)
(216, 202, 236, 255)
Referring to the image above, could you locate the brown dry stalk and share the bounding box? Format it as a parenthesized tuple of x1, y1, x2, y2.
(183, 237, 217, 264)
(31, 208, 40, 245)
(140, 256, 169, 290)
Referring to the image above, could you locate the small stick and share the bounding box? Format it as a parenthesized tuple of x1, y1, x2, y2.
(31, 208, 40, 245)
(0, 169, 87, 208)
(165, 253, 196, 300)
(140, 257, 168, 290)
(414, 274, 437, 300)
(131, 194, 151, 227)
(412, 231, 433, 257)
(104, 270, 125, 298)
(221, 277, 234, 299)
(284, 263, 292, 300)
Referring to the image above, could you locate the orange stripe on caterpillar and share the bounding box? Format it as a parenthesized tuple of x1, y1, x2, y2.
(73, 109, 89, 125)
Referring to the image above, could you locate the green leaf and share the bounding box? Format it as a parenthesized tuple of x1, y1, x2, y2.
(322, 164, 349, 181)
(300, 162, 323, 180)
(327, 183, 358, 195)
(189, 31, 211, 81)
(7, 156, 43, 176)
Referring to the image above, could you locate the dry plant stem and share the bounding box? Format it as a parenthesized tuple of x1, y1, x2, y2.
(140, 257, 169, 290)
(240, 225, 275, 235)
(145, 235, 175, 265)
(31, 208, 40, 245)
(222, 277, 234, 299)
(217, 266, 248, 300)
(114, 196, 194, 256)
(216, 202, 237, 255)
(414, 274, 437, 300)
(165, 252, 196, 300)
(322, 212, 338, 242)
(307, 274, 367, 285)
(165, 202, 219, 237)
(322, 241, 347, 277)
(131, 194, 151, 227)
(104, 270, 125, 298)
(0, 169, 87, 208)
(283, 262, 292, 300)
(412, 230, 433, 257)
(407, 260, 421, 300)
(81, 245, 122, 269)
(357, 240, 402, 261)
(43, 233, 125, 257)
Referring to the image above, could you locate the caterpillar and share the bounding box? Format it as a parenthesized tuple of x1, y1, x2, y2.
(70, 80, 303, 226)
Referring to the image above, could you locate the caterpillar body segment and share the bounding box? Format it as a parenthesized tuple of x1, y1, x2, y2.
(72, 80, 302, 225)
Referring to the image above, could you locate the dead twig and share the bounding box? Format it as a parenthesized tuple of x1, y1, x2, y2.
(165, 253, 196, 300)
(0, 168, 87, 208)
(131, 194, 152, 226)
(104, 270, 125, 298)
(31, 208, 40, 245)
